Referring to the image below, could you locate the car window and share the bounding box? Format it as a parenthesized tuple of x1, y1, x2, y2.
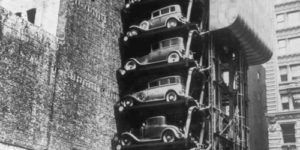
(161, 40, 170, 48)
(171, 38, 180, 46)
(151, 42, 160, 51)
(152, 11, 159, 18)
(161, 8, 169, 15)
(160, 78, 169, 85)
(170, 6, 175, 12)
(169, 77, 176, 83)
(149, 81, 159, 88)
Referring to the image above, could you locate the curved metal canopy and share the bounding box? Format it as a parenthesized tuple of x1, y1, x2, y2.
(210, 0, 275, 65)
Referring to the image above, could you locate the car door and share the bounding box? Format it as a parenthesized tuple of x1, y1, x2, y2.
(149, 10, 161, 29)
(160, 7, 170, 27)
(147, 81, 160, 100)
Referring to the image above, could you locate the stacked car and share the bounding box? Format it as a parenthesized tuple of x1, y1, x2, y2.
(113, 0, 209, 150)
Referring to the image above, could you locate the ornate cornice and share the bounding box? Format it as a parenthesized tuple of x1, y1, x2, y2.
(267, 110, 300, 122)
(276, 26, 300, 39)
(278, 53, 300, 65)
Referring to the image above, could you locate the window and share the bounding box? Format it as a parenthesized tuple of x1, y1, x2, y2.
(160, 78, 169, 85)
(281, 95, 290, 110)
(170, 6, 175, 12)
(288, 37, 300, 53)
(278, 40, 287, 55)
(15, 12, 22, 17)
(287, 11, 300, 27)
(281, 123, 296, 143)
(277, 14, 285, 29)
(161, 8, 169, 15)
(152, 11, 159, 17)
(161, 40, 170, 47)
(27, 8, 36, 24)
(290, 64, 300, 80)
(169, 77, 176, 83)
(171, 38, 180, 46)
(279, 66, 288, 82)
(151, 42, 159, 51)
(149, 81, 159, 88)
(292, 93, 300, 109)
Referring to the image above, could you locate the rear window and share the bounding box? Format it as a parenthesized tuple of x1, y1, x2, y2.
(169, 77, 176, 83)
(152, 11, 159, 17)
(149, 81, 159, 87)
(161, 8, 169, 15)
(170, 6, 175, 12)
(171, 38, 180, 45)
(161, 40, 171, 47)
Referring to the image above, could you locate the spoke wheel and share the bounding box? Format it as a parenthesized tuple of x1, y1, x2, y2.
(166, 19, 178, 28)
(121, 135, 133, 146)
(166, 91, 177, 102)
(122, 98, 134, 108)
(124, 60, 137, 71)
(167, 53, 180, 63)
(162, 130, 176, 143)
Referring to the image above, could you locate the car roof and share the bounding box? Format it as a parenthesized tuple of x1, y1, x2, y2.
(149, 75, 182, 83)
(153, 4, 180, 12)
(146, 116, 165, 121)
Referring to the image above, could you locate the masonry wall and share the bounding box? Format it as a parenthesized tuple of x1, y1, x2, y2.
(47, 0, 123, 150)
(0, 7, 58, 150)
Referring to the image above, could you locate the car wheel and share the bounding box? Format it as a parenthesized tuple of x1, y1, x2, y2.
(122, 98, 134, 108)
(167, 53, 180, 63)
(162, 130, 176, 143)
(166, 19, 178, 28)
(166, 91, 178, 102)
(121, 135, 133, 146)
(124, 60, 137, 71)
(127, 28, 138, 37)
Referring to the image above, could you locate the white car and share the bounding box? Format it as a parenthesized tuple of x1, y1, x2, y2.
(118, 76, 186, 111)
(126, 4, 187, 38)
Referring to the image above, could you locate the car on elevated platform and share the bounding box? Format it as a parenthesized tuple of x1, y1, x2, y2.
(120, 116, 184, 146)
(118, 75, 187, 112)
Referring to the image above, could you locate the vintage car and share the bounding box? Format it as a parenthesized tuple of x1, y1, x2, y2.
(119, 76, 186, 111)
(126, 4, 187, 37)
(120, 116, 184, 146)
(124, 37, 193, 71)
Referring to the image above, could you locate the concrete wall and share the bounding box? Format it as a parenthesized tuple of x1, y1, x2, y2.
(247, 65, 269, 150)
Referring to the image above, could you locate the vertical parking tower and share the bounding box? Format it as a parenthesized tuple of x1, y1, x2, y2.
(112, 0, 275, 150)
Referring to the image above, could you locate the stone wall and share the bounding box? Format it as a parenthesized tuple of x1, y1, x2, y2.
(0, 7, 58, 150)
(48, 0, 123, 149)
(0, 0, 123, 149)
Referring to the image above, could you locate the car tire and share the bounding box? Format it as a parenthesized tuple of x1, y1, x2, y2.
(162, 130, 176, 143)
(166, 18, 178, 28)
(167, 53, 180, 63)
(124, 60, 137, 71)
(121, 135, 133, 146)
(122, 97, 134, 108)
(166, 91, 178, 102)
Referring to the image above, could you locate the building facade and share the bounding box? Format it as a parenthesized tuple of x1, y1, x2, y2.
(267, 0, 300, 149)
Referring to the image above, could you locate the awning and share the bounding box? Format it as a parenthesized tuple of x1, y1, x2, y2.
(209, 0, 275, 65)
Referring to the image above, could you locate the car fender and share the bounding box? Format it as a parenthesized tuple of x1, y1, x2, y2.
(166, 51, 183, 60)
(121, 132, 141, 142)
(161, 128, 182, 139)
(126, 58, 142, 65)
(164, 17, 182, 26)
(165, 90, 179, 99)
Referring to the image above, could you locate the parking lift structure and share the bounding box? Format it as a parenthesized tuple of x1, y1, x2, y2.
(112, 0, 275, 150)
